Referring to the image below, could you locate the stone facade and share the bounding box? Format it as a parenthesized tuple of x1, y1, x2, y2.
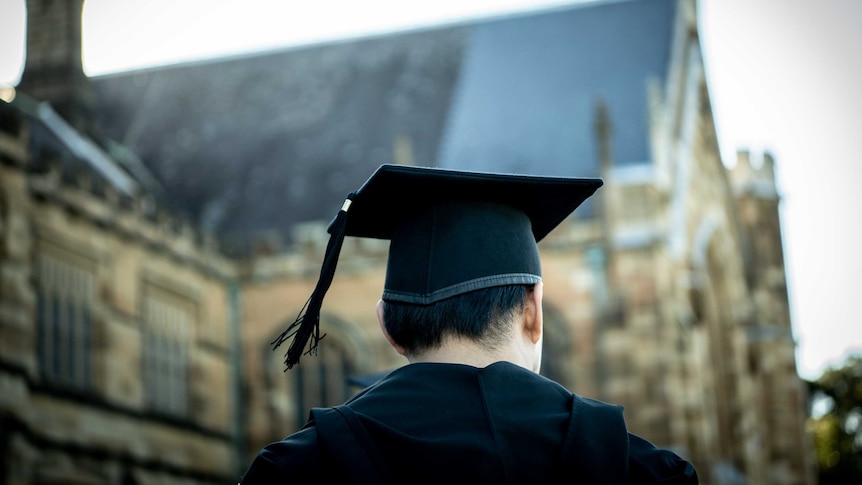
(0, 0, 816, 484)
(0, 97, 240, 484)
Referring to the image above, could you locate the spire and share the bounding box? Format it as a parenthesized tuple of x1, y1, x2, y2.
(594, 99, 614, 173)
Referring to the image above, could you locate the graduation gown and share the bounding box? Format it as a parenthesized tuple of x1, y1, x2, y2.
(241, 361, 698, 484)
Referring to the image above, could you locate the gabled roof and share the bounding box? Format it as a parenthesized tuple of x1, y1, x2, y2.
(90, 0, 677, 256)
(439, 0, 676, 174)
(93, 27, 467, 255)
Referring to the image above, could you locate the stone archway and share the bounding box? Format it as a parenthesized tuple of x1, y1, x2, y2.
(262, 312, 375, 434)
(688, 211, 754, 476)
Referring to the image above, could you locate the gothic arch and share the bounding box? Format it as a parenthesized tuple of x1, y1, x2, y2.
(688, 212, 747, 472)
(317, 312, 377, 374)
(262, 311, 375, 434)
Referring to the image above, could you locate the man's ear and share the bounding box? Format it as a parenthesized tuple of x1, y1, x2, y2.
(377, 299, 407, 356)
(524, 281, 544, 345)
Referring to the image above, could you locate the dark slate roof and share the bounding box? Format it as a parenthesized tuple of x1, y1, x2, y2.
(93, 27, 467, 255)
(438, 0, 676, 175)
(90, 0, 677, 257)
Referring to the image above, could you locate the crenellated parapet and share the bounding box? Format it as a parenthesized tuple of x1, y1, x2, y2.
(26, 171, 233, 278)
(1, 96, 234, 279)
(730, 148, 780, 200)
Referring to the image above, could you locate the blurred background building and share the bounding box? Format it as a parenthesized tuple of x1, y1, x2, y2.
(0, 0, 816, 483)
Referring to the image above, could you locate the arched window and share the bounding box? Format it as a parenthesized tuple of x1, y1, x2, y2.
(264, 314, 363, 435)
(293, 336, 355, 428)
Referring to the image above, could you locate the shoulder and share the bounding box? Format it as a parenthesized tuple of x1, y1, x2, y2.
(627, 434, 699, 484)
(564, 395, 699, 484)
(240, 427, 322, 484)
(570, 394, 628, 440)
(481, 361, 575, 399)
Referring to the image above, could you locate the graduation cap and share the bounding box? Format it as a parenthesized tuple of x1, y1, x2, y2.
(273, 164, 603, 369)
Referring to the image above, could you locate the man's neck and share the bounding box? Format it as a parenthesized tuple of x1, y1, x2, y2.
(406, 335, 530, 370)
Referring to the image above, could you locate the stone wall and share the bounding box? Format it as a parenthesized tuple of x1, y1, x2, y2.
(732, 150, 818, 485)
(0, 105, 239, 484)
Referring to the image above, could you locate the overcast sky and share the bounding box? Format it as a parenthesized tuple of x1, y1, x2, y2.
(1, 0, 859, 379)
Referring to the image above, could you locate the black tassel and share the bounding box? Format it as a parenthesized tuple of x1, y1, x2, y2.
(272, 195, 355, 369)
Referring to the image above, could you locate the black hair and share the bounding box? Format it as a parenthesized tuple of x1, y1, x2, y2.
(382, 284, 533, 356)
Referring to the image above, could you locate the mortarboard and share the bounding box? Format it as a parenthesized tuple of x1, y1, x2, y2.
(273, 164, 602, 369)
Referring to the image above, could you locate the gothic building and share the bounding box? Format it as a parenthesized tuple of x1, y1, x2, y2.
(0, 0, 815, 483)
(0, 1, 240, 483)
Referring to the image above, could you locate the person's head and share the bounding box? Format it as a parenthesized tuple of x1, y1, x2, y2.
(377, 281, 545, 371)
(380, 284, 533, 354)
(271, 165, 601, 370)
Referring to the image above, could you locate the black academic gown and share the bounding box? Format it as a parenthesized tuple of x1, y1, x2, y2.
(242, 362, 698, 484)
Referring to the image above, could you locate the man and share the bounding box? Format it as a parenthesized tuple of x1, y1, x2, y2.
(242, 164, 698, 484)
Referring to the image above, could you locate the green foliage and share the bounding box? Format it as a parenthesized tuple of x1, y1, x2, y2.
(807, 354, 862, 484)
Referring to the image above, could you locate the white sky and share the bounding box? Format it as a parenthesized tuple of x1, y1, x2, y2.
(1, 0, 860, 380)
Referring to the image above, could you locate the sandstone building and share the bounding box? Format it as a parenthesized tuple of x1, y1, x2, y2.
(0, 1, 240, 483)
(0, 0, 815, 483)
